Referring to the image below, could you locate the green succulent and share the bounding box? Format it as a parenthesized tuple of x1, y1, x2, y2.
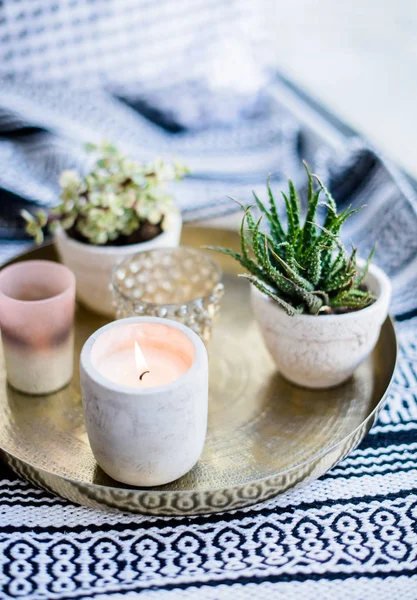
(209, 162, 375, 316)
(22, 141, 189, 245)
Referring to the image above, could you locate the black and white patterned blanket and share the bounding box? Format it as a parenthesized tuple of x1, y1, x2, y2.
(1, 2, 417, 599)
(1, 128, 417, 600)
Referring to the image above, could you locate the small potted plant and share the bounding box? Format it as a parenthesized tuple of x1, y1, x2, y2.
(23, 142, 188, 316)
(210, 163, 391, 388)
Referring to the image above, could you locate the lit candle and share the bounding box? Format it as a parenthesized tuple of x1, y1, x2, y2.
(95, 338, 190, 389)
(80, 317, 208, 486)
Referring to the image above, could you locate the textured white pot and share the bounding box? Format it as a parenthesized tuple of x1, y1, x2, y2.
(251, 263, 391, 389)
(55, 212, 182, 316)
(80, 317, 208, 486)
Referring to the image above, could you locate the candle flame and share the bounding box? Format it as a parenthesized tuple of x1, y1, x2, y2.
(135, 341, 150, 380)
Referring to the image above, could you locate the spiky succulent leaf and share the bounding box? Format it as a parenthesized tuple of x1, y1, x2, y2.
(249, 216, 263, 262)
(206, 246, 265, 281)
(269, 245, 315, 292)
(356, 244, 376, 285)
(210, 162, 376, 315)
(253, 191, 284, 244)
(240, 206, 252, 262)
(266, 176, 285, 241)
(330, 290, 374, 309)
(303, 190, 320, 248)
(323, 273, 354, 293)
(240, 274, 303, 316)
(288, 180, 301, 230)
(330, 205, 364, 237)
(320, 248, 347, 288)
(306, 244, 322, 286)
(262, 237, 301, 299)
(314, 175, 337, 226)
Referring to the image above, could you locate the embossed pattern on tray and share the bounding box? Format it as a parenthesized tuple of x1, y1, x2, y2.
(0, 226, 397, 515)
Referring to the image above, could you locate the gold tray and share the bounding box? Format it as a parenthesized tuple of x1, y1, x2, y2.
(0, 226, 397, 516)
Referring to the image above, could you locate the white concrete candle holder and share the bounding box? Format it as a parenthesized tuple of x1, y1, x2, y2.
(80, 317, 208, 486)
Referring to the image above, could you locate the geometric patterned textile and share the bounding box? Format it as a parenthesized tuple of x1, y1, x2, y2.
(1, 2, 417, 599)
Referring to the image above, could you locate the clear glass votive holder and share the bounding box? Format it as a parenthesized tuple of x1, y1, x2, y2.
(0, 260, 76, 395)
(111, 247, 224, 343)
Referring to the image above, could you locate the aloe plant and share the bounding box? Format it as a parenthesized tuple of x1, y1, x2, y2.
(210, 163, 375, 316)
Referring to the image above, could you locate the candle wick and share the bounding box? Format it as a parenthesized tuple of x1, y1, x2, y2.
(139, 370, 150, 381)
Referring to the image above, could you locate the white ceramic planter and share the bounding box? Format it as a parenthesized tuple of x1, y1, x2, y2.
(251, 263, 391, 389)
(55, 212, 182, 316)
(80, 317, 208, 486)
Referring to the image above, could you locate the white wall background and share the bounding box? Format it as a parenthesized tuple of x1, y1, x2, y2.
(263, 0, 417, 177)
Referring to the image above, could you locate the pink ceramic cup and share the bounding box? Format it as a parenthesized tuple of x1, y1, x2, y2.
(0, 260, 76, 394)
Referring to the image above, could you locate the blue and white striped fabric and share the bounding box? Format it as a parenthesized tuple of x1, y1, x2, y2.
(1, 2, 417, 599)
(0, 76, 299, 249)
(0, 0, 302, 262)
